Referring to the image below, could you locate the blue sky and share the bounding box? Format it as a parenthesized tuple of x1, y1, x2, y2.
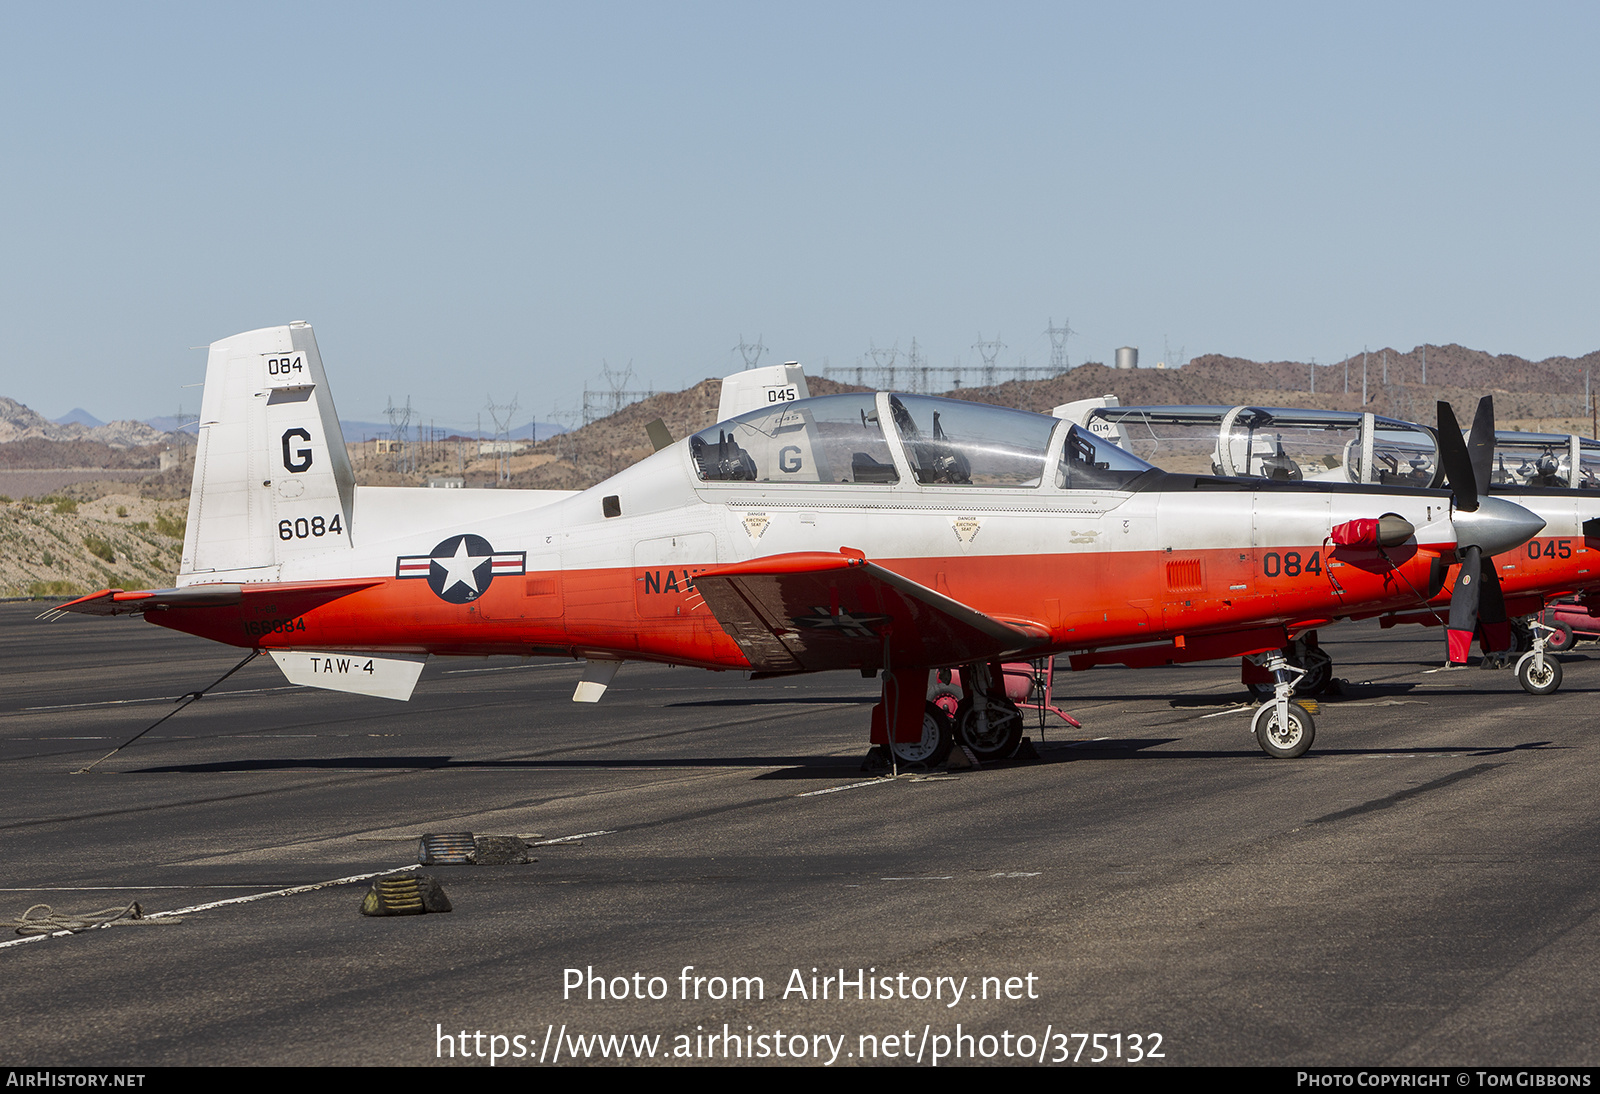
(3, 2, 1596, 428)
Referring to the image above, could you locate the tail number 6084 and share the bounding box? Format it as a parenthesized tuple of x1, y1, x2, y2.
(279, 514, 344, 540)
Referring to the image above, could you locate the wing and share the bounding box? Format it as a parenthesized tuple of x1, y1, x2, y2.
(692, 549, 1048, 673)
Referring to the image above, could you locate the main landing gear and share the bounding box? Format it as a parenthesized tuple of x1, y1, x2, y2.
(871, 661, 1030, 770)
(1243, 649, 1316, 759)
(951, 661, 1025, 762)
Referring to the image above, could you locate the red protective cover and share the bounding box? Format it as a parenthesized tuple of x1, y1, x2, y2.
(1330, 519, 1379, 547)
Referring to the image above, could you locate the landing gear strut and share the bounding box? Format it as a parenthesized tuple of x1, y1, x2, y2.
(952, 661, 1025, 761)
(1244, 632, 1332, 698)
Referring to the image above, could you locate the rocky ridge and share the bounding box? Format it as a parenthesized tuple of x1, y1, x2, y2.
(0, 396, 170, 447)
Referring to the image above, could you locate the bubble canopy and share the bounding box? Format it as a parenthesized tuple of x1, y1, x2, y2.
(1076, 404, 1442, 488)
(687, 392, 1155, 490)
(1489, 432, 1600, 490)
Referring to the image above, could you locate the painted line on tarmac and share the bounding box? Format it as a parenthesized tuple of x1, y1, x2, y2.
(531, 830, 615, 845)
(0, 864, 422, 951)
(1326, 700, 1429, 707)
(798, 778, 895, 798)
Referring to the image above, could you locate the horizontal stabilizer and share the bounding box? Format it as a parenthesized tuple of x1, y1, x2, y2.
(693, 550, 1045, 673)
(269, 649, 427, 701)
(56, 579, 383, 618)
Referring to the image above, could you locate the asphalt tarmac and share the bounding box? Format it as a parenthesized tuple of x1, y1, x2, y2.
(3, 601, 1598, 1067)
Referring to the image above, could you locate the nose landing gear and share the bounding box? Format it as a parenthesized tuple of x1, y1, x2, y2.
(1244, 649, 1316, 759)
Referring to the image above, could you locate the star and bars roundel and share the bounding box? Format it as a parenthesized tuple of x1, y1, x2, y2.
(395, 534, 526, 604)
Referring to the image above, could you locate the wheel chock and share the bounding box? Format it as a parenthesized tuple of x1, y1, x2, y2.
(945, 745, 978, 770)
(419, 832, 476, 865)
(860, 745, 893, 774)
(474, 836, 531, 865)
(417, 832, 534, 865)
(360, 874, 453, 917)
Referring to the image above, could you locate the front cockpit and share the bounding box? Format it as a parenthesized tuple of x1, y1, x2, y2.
(687, 392, 1155, 493)
(1487, 432, 1600, 490)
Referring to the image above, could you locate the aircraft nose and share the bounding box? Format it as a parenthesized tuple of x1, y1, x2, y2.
(1453, 495, 1547, 557)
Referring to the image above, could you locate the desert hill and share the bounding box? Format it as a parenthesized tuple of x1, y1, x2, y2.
(502, 344, 1599, 491)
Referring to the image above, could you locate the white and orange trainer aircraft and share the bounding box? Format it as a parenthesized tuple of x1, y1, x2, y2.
(60, 324, 1545, 762)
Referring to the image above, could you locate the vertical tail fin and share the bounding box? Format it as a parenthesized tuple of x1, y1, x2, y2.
(181, 322, 356, 579)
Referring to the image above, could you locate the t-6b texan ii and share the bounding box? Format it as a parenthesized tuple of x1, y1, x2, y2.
(57, 324, 1544, 763)
(1054, 395, 1595, 695)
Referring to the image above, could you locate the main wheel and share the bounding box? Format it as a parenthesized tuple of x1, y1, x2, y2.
(890, 702, 956, 767)
(1299, 647, 1334, 695)
(1545, 621, 1576, 652)
(1517, 654, 1563, 696)
(1252, 700, 1315, 759)
(954, 697, 1024, 761)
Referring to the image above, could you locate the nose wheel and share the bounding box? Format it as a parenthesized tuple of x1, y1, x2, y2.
(1245, 648, 1316, 758)
(1514, 621, 1565, 696)
(1516, 652, 1562, 695)
(1251, 700, 1316, 759)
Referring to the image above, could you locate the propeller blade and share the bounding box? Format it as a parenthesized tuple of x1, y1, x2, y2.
(1446, 545, 1482, 664)
(1436, 401, 1479, 512)
(1467, 395, 1496, 500)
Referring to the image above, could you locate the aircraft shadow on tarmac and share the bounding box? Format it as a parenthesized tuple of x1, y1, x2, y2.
(664, 696, 878, 708)
(1064, 738, 1563, 760)
(122, 737, 1563, 775)
(129, 754, 872, 777)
